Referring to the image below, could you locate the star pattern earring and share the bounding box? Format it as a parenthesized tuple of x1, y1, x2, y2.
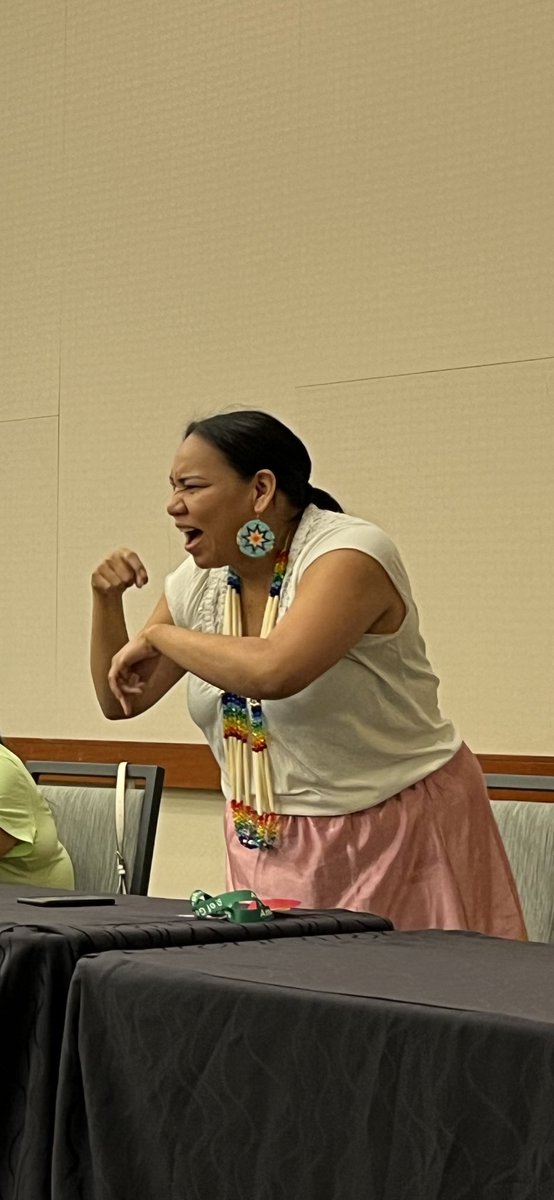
(236, 518, 276, 557)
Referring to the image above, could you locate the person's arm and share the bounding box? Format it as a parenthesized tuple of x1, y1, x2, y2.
(91, 548, 185, 719)
(0, 756, 33, 856)
(0, 827, 19, 858)
(108, 549, 403, 710)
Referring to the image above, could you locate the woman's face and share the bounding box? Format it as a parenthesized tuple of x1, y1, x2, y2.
(167, 434, 267, 568)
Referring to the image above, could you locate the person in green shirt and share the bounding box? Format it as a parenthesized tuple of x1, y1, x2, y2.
(0, 739, 74, 889)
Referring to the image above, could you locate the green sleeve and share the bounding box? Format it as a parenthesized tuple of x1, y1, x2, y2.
(0, 755, 37, 847)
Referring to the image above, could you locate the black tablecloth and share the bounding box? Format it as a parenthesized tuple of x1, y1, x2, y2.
(0, 884, 390, 1200)
(53, 931, 554, 1200)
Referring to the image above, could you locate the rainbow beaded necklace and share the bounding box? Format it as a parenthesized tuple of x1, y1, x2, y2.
(222, 546, 289, 850)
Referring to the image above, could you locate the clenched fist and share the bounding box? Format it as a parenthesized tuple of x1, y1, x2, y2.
(91, 549, 149, 596)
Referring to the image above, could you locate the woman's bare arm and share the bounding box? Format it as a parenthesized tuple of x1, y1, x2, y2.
(109, 549, 403, 707)
(90, 549, 185, 719)
(0, 827, 19, 858)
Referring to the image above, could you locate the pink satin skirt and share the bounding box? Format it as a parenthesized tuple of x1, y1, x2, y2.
(225, 743, 527, 939)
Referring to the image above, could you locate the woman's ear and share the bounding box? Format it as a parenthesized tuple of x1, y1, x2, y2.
(253, 469, 277, 513)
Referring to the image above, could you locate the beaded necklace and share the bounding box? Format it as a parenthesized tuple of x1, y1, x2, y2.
(222, 546, 289, 851)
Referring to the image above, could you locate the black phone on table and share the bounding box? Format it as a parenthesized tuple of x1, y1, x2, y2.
(17, 895, 116, 907)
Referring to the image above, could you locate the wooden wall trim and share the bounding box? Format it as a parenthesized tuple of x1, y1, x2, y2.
(7, 739, 554, 792)
(477, 754, 554, 775)
(9, 739, 220, 790)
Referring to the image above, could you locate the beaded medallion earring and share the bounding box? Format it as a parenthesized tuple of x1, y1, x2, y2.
(236, 518, 275, 557)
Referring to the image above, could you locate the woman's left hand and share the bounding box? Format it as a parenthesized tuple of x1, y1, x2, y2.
(108, 634, 161, 716)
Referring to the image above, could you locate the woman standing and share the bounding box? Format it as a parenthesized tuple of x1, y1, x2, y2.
(92, 410, 525, 936)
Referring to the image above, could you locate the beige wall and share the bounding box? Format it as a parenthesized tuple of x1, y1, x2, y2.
(1, 1, 553, 893)
(149, 789, 226, 899)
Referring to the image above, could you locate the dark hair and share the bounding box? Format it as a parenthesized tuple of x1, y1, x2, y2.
(184, 411, 343, 513)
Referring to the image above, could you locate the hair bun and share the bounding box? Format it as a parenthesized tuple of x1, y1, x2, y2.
(308, 485, 343, 513)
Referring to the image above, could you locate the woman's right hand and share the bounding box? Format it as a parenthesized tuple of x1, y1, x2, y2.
(91, 549, 149, 596)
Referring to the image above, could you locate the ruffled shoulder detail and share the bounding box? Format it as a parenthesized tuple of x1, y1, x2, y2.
(279, 504, 328, 614)
(165, 558, 227, 633)
(198, 564, 228, 633)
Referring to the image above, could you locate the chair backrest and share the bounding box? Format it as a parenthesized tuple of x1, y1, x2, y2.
(486, 775, 554, 943)
(25, 762, 164, 895)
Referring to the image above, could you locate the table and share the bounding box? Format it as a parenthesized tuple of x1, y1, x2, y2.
(0, 884, 390, 1200)
(52, 930, 554, 1200)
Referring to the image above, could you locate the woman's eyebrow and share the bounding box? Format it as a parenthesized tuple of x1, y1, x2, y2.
(169, 474, 207, 485)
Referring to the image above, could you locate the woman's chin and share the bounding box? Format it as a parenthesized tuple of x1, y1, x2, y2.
(186, 542, 226, 570)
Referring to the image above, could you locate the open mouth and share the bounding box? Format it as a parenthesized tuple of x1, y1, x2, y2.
(184, 528, 203, 551)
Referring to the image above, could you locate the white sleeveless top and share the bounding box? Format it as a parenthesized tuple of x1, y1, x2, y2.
(165, 505, 461, 816)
